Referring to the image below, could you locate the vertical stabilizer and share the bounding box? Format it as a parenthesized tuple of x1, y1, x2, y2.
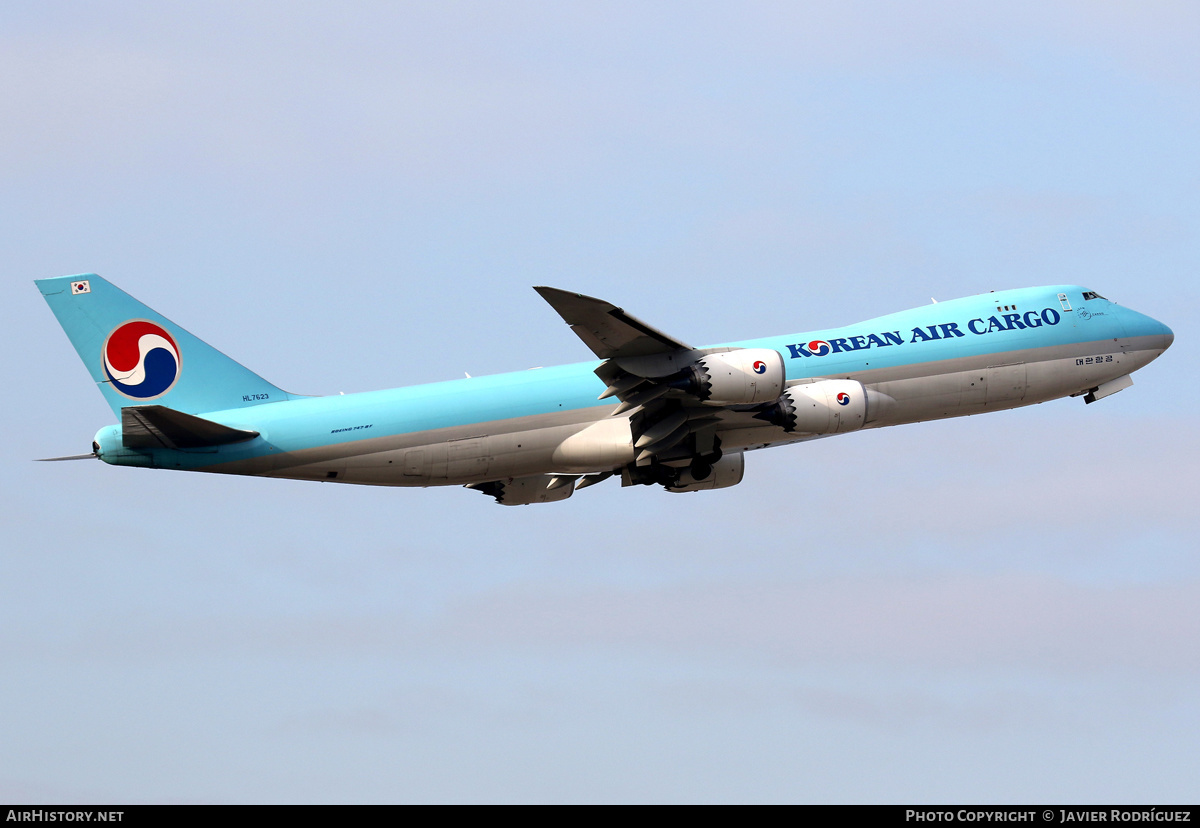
(36, 274, 293, 416)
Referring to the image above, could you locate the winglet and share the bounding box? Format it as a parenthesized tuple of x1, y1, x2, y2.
(534, 286, 691, 359)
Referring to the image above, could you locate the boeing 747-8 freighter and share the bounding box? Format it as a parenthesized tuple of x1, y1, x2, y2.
(36, 275, 1172, 505)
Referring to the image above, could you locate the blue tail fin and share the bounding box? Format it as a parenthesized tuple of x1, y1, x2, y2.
(36, 274, 293, 416)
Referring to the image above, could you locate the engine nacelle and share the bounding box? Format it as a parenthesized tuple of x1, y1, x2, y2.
(469, 475, 575, 506)
(671, 349, 784, 405)
(757, 379, 869, 434)
(664, 453, 744, 493)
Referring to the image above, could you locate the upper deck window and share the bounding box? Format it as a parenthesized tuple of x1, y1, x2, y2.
(1082, 291, 1106, 301)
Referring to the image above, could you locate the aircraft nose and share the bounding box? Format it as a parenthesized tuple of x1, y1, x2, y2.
(1152, 319, 1174, 352)
(1124, 309, 1173, 353)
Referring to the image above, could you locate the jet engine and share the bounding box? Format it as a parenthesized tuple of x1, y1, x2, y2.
(664, 453, 744, 493)
(755, 379, 869, 433)
(468, 475, 575, 505)
(667, 349, 784, 405)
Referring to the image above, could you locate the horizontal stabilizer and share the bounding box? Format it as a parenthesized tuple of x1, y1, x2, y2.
(122, 405, 259, 449)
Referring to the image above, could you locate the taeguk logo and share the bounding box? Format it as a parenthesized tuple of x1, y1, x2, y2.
(102, 320, 181, 399)
(752, 360, 767, 374)
(808, 340, 831, 357)
(836, 392, 851, 406)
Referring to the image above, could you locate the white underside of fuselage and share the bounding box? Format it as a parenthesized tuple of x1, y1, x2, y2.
(220, 336, 1164, 489)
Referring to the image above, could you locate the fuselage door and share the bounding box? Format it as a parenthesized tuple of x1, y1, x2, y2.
(403, 448, 426, 481)
(985, 363, 1027, 405)
(447, 436, 491, 481)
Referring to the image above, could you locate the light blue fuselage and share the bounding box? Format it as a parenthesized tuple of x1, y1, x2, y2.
(89, 285, 1172, 488)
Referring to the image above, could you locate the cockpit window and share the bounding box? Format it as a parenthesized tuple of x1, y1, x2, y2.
(1082, 291, 1106, 301)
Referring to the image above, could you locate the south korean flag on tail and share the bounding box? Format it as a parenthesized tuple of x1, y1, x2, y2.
(70, 280, 91, 295)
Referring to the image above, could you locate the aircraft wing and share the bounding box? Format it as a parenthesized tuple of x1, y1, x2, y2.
(536, 287, 771, 470)
(533, 286, 692, 359)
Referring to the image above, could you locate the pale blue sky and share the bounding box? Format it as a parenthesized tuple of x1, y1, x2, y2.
(3, 1, 1198, 803)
